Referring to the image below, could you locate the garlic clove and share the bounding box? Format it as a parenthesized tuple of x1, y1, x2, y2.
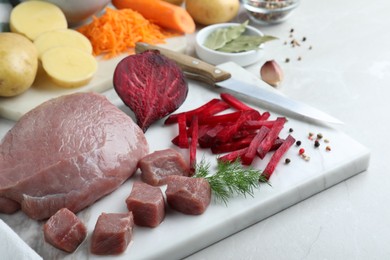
(260, 60, 284, 87)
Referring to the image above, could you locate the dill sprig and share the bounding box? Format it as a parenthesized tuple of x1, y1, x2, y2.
(193, 158, 270, 205)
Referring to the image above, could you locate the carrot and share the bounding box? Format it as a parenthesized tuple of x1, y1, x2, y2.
(77, 7, 175, 59)
(112, 0, 196, 34)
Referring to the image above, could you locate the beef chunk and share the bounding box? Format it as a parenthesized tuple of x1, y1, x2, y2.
(126, 181, 165, 228)
(43, 208, 87, 253)
(165, 175, 211, 215)
(138, 148, 190, 186)
(90, 212, 134, 255)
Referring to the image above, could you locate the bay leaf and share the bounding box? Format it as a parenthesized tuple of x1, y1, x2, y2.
(203, 28, 229, 50)
(203, 20, 249, 50)
(217, 35, 278, 53)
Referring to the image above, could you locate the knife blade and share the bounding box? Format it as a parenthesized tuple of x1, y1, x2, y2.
(135, 42, 343, 124)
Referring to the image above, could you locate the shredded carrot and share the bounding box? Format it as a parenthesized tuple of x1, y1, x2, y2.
(77, 7, 179, 59)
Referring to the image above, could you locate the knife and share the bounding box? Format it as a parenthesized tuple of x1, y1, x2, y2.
(135, 42, 343, 125)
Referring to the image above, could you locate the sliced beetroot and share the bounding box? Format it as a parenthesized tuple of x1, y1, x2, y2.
(220, 92, 254, 111)
(198, 111, 242, 126)
(175, 113, 189, 148)
(164, 98, 221, 125)
(241, 126, 270, 165)
(189, 115, 199, 173)
(113, 50, 188, 132)
(218, 147, 249, 163)
(211, 133, 256, 154)
(256, 117, 287, 159)
(263, 134, 296, 180)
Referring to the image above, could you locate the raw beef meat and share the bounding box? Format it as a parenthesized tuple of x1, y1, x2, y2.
(43, 208, 87, 253)
(126, 181, 165, 228)
(138, 148, 191, 186)
(165, 175, 211, 215)
(90, 212, 134, 255)
(0, 92, 149, 220)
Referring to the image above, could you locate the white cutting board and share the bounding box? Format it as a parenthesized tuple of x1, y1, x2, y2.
(0, 63, 370, 259)
(0, 36, 187, 121)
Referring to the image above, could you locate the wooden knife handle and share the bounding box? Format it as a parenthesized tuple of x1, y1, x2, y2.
(135, 42, 231, 85)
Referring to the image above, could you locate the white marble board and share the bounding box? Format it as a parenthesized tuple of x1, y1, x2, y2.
(0, 62, 370, 259)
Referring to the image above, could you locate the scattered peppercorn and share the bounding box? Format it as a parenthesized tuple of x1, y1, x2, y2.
(290, 28, 294, 33)
(314, 140, 320, 148)
(324, 138, 330, 143)
(289, 128, 294, 133)
(296, 140, 301, 146)
(317, 133, 323, 139)
(299, 148, 305, 155)
(285, 58, 290, 63)
(285, 158, 291, 164)
(326, 146, 331, 151)
(302, 37, 306, 42)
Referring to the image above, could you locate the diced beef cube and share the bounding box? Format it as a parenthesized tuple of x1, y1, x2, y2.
(43, 208, 87, 253)
(165, 176, 211, 215)
(90, 212, 134, 255)
(138, 148, 191, 186)
(126, 182, 165, 228)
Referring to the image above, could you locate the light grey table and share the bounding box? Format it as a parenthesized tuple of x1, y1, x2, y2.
(1, 0, 389, 259)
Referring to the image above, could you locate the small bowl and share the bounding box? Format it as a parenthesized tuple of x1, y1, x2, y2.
(21, 0, 110, 26)
(242, 0, 300, 25)
(195, 23, 265, 67)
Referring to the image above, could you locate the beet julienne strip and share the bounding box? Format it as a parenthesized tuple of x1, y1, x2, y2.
(220, 92, 254, 111)
(214, 114, 248, 143)
(257, 117, 287, 159)
(218, 147, 249, 163)
(177, 113, 189, 148)
(232, 128, 259, 139)
(198, 124, 226, 148)
(164, 98, 221, 125)
(270, 138, 284, 151)
(211, 133, 257, 154)
(198, 111, 242, 126)
(260, 111, 271, 120)
(212, 110, 262, 144)
(241, 126, 270, 166)
(242, 119, 277, 130)
(189, 115, 199, 174)
(262, 134, 296, 180)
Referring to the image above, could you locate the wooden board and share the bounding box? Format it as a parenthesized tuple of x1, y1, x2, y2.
(0, 64, 370, 260)
(0, 36, 187, 121)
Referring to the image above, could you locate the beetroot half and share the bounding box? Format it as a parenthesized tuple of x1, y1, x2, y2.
(113, 50, 188, 132)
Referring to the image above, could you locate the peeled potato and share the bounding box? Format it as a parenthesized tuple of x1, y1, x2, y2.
(34, 29, 93, 59)
(41, 46, 97, 88)
(10, 0, 67, 40)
